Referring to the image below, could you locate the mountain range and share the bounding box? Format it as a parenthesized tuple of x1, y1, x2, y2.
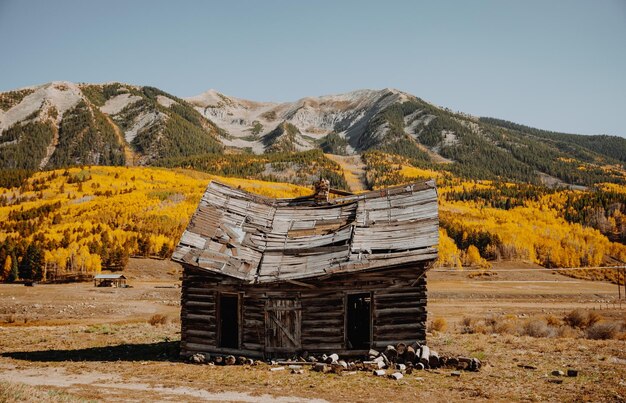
(1, 81, 625, 188)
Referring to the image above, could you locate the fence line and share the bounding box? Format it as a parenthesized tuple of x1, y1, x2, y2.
(431, 265, 626, 304)
(431, 266, 626, 273)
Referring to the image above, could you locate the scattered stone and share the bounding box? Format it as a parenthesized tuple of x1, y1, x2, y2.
(518, 364, 537, 370)
(270, 366, 285, 372)
(405, 345, 417, 362)
(364, 360, 386, 370)
(291, 369, 305, 374)
(451, 371, 462, 377)
(389, 372, 403, 380)
(190, 353, 207, 364)
(551, 370, 565, 377)
(224, 355, 236, 365)
(373, 369, 386, 377)
(330, 363, 344, 374)
(313, 363, 330, 373)
(429, 351, 440, 369)
(385, 345, 398, 361)
(470, 358, 482, 371)
(567, 369, 579, 377)
(548, 379, 563, 384)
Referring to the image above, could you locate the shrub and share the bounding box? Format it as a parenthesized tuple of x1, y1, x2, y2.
(585, 322, 620, 340)
(564, 309, 587, 328)
(493, 319, 518, 335)
(472, 324, 489, 334)
(429, 317, 448, 332)
(545, 314, 563, 327)
(148, 314, 168, 326)
(556, 325, 581, 338)
(461, 316, 473, 327)
(460, 316, 475, 334)
(522, 319, 555, 338)
(483, 315, 498, 328)
(586, 311, 602, 328)
(565, 309, 603, 329)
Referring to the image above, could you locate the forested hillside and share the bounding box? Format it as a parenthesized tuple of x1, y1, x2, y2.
(0, 167, 308, 282)
(157, 149, 349, 190)
(359, 151, 626, 282)
(2, 82, 625, 186)
(1, 160, 625, 283)
(0, 82, 223, 170)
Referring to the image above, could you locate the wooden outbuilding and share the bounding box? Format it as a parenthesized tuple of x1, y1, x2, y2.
(172, 180, 438, 358)
(93, 273, 127, 288)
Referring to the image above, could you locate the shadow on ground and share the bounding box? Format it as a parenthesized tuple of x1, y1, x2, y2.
(2, 341, 180, 362)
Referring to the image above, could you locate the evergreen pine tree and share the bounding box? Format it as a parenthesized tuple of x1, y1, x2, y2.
(8, 253, 18, 282)
(18, 243, 44, 281)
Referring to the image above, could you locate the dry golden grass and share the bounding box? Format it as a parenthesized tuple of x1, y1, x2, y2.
(456, 310, 625, 342)
(0, 381, 84, 403)
(1, 266, 625, 402)
(148, 314, 168, 326)
(1, 323, 624, 402)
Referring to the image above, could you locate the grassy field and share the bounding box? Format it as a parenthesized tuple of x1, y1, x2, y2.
(0, 260, 625, 402)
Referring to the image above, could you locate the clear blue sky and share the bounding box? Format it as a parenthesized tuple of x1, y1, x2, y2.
(1, 0, 625, 136)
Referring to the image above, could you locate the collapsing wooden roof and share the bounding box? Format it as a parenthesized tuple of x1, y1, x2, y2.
(172, 180, 439, 283)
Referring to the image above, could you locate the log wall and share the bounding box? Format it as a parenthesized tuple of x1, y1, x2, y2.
(180, 264, 428, 358)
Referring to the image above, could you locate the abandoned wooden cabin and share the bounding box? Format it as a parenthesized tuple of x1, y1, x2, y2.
(172, 179, 439, 358)
(93, 273, 127, 288)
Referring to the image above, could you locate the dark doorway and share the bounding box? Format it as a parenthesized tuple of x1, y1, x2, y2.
(219, 294, 239, 349)
(346, 293, 371, 349)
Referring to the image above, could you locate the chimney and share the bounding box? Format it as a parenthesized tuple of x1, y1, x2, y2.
(314, 178, 330, 203)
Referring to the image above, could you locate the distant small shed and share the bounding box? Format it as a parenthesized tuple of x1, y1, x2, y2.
(94, 274, 127, 288)
(172, 180, 439, 358)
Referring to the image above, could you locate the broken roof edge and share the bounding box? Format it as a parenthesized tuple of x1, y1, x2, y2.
(207, 179, 437, 206)
(181, 250, 438, 284)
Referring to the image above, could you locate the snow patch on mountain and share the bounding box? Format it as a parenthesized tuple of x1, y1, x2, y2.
(156, 95, 177, 108)
(222, 137, 265, 154)
(100, 93, 142, 115)
(186, 88, 414, 153)
(405, 113, 436, 139)
(124, 111, 165, 144)
(0, 81, 83, 131)
(188, 89, 277, 140)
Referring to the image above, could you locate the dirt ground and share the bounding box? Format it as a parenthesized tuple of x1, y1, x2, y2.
(0, 260, 625, 402)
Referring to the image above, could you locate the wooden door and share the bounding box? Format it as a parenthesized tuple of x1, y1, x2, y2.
(265, 298, 301, 353)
